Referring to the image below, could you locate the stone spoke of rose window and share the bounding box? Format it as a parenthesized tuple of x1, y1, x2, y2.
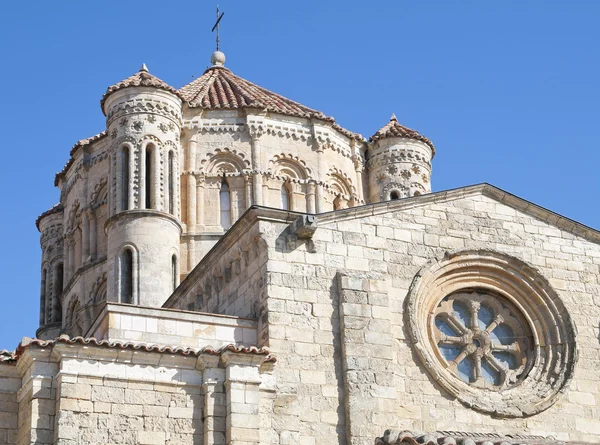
(433, 292, 528, 388)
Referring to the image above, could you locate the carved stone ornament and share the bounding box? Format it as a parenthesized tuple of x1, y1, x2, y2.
(405, 250, 577, 417)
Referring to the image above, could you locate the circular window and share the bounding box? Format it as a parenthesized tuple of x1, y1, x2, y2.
(406, 250, 577, 417)
(432, 291, 532, 390)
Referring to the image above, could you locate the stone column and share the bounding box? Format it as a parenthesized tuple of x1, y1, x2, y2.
(188, 174, 197, 230)
(315, 183, 324, 213)
(221, 352, 262, 445)
(152, 147, 160, 211)
(88, 209, 97, 261)
(197, 176, 205, 228)
(248, 126, 263, 206)
(139, 145, 146, 209)
(116, 149, 123, 213)
(307, 182, 316, 214)
(81, 211, 89, 265)
(128, 147, 136, 211)
(315, 142, 326, 213)
(244, 174, 252, 210)
(353, 155, 364, 204)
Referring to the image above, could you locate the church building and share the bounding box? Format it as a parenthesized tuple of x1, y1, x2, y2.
(0, 48, 598, 445)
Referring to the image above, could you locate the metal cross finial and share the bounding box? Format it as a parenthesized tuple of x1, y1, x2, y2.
(212, 5, 225, 52)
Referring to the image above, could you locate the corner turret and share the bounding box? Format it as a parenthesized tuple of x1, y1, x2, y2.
(103, 64, 183, 307)
(367, 114, 435, 202)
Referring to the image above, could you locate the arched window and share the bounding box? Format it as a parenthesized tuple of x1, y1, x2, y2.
(40, 268, 47, 325)
(220, 181, 231, 230)
(121, 249, 133, 304)
(390, 190, 401, 200)
(145, 145, 154, 209)
(281, 184, 291, 210)
(53, 263, 63, 323)
(121, 146, 130, 211)
(172, 255, 177, 292)
(168, 151, 175, 215)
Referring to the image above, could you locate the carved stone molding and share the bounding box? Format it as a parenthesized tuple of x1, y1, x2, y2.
(405, 250, 577, 417)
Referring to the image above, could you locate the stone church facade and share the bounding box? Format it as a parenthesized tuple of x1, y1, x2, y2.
(0, 50, 599, 445)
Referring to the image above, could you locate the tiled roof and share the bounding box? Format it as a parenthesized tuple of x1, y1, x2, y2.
(15, 335, 276, 362)
(369, 113, 435, 153)
(35, 203, 64, 230)
(0, 350, 15, 363)
(376, 430, 567, 445)
(69, 130, 107, 157)
(54, 130, 107, 186)
(178, 66, 364, 141)
(100, 64, 181, 112)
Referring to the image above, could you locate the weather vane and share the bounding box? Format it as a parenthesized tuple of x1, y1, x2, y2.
(212, 5, 225, 52)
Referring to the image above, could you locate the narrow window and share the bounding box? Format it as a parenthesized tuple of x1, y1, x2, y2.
(220, 181, 231, 230)
(40, 269, 47, 325)
(390, 190, 400, 200)
(172, 255, 177, 292)
(121, 147, 130, 211)
(281, 184, 290, 210)
(145, 146, 153, 209)
(168, 151, 174, 215)
(121, 249, 133, 304)
(53, 263, 64, 323)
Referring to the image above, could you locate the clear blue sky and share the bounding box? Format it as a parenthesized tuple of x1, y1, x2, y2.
(0, 1, 598, 348)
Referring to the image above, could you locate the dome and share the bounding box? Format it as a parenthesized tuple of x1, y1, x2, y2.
(100, 64, 181, 114)
(370, 113, 435, 155)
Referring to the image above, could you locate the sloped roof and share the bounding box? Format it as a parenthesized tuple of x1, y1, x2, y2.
(370, 113, 435, 153)
(179, 66, 329, 119)
(13, 335, 276, 362)
(100, 64, 180, 112)
(54, 130, 108, 186)
(35, 203, 63, 230)
(178, 66, 363, 141)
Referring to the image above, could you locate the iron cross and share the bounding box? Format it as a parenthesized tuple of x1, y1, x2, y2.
(212, 6, 225, 51)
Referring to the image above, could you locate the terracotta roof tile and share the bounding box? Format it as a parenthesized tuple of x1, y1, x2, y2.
(376, 430, 567, 445)
(369, 114, 435, 154)
(0, 350, 16, 363)
(100, 65, 181, 112)
(54, 130, 107, 186)
(35, 203, 63, 230)
(15, 335, 276, 362)
(179, 67, 364, 141)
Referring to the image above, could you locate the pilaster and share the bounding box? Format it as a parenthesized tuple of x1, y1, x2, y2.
(337, 273, 394, 445)
(16, 348, 58, 445)
(220, 352, 263, 445)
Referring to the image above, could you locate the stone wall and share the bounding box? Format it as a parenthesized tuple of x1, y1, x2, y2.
(0, 363, 18, 445)
(87, 303, 258, 349)
(4, 337, 272, 445)
(252, 186, 600, 444)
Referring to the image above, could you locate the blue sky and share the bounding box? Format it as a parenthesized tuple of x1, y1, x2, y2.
(0, 1, 598, 348)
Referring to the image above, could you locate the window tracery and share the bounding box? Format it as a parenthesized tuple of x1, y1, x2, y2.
(433, 291, 530, 389)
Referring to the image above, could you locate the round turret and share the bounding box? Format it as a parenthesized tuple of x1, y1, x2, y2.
(102, 64, 183, 307)
(36, 206, 65, 339)
(367, 114, 435, 202)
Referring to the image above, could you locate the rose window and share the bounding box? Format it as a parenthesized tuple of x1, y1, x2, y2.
(433, 291, 532, 389)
